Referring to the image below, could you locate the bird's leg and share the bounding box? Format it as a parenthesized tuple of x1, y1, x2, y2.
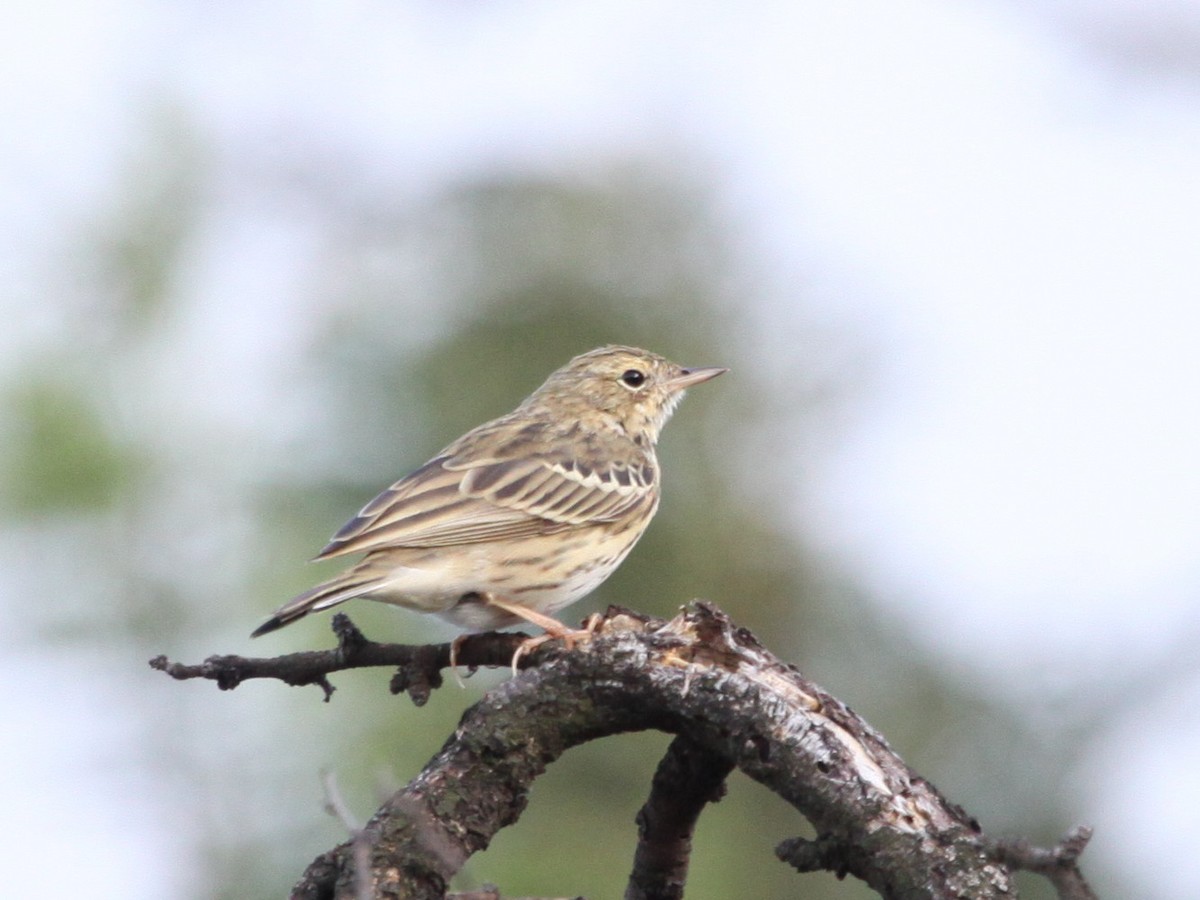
(484, 596, 599, 675)
(447, 635, 471, 688)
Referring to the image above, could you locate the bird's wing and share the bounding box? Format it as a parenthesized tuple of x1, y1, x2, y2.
(315, 449, 655, 559)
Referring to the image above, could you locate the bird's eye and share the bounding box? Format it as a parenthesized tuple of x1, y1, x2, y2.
(620, 369, 647, 389)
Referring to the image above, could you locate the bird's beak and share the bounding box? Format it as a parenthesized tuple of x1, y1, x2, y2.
(668, 365, 729, 391)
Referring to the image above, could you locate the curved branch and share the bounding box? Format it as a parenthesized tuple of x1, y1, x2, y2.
(279, 604, 1056, 899)
(154, 603, 1096, 898)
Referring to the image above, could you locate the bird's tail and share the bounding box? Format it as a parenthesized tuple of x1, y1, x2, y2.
(250, 570, 384, 638)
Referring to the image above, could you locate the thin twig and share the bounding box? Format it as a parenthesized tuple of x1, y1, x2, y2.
(149, 613, 534, 705)
(320, 770, 372, 900)
(988, 825, 1097, 900)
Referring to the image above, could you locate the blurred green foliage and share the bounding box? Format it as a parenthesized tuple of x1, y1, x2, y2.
(0, 374, 137, 515)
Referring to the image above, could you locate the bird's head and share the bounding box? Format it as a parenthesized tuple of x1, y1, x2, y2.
(526, 345, 727, 444)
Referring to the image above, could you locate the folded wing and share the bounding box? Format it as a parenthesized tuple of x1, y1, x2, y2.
(316, 449, 654, 559)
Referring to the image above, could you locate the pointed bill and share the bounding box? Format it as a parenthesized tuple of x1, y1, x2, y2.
(666, 366, 728, 391)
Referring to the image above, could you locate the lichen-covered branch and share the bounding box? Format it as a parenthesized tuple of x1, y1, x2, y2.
(153, 602, 1096, 899)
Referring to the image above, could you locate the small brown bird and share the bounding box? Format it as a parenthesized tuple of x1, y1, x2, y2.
(252, 345, 726, 644)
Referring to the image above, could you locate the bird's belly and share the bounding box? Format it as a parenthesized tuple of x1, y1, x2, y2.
(414, 524, 644, 630)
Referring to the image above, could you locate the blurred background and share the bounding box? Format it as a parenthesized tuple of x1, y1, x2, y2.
(3, 2, 1198, 898)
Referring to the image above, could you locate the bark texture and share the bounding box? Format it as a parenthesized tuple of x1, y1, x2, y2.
(154, 602, 1095, 899)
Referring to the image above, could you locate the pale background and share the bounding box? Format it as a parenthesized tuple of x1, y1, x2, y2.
(3, 2, 1198, 898)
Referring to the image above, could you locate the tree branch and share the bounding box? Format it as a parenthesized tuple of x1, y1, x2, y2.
(625, 735, 733, 900)
(988, 826, 1098, 900)
(149, 613, 531, 705)
(153, 602, 1097, 899)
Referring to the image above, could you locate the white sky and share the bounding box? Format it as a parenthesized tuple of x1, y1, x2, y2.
(3, 1, 1198, 897)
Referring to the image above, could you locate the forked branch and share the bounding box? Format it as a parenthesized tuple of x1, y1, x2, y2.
(152, 603, 1096, 899)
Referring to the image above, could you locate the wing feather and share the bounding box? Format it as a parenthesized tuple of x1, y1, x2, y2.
(316, 425, 655, 559)
(458, 457, 649, 524)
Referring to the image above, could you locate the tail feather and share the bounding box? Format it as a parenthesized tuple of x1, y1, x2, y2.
(250, 573, 384, 638)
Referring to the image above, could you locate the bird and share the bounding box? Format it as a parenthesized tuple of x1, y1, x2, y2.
(251, 345, 727, 650)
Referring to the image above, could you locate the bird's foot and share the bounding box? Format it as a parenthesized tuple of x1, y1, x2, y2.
(509, 612, 603, 675)
(448, 634, 477, 688)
